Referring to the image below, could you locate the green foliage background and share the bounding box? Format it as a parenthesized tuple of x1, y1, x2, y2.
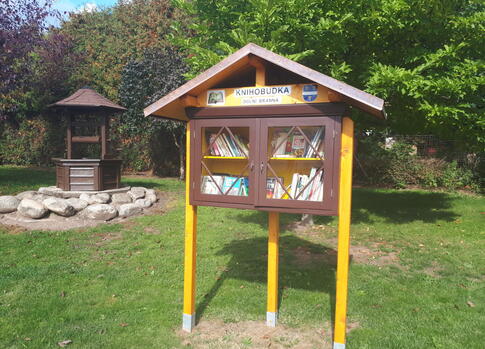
(0, 0, 483, 182)
(174, 0, 484, 151)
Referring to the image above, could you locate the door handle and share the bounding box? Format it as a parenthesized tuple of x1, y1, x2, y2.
(260, 162, 264, 174)
(250, 161, 254, 171)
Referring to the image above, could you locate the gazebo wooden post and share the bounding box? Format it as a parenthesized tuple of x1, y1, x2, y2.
(66, 112, 72, 159)
(100, 113, 108, 159)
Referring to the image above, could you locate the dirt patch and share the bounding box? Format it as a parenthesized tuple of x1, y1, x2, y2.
(0, 223, 27, 235)
(143, 226, 162, 234)
(178, 319, 361, 349)
(350, 246, 403, 269)
(291, 237, 405, 270)
(422, 261, 443, 278)
(292, 246, 337, 267)
(0, 192, 169, 232)
(93, 232, 123, 246)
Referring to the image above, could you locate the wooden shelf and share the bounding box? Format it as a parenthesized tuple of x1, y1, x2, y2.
(270, 157, 322, 161)
(71, 136, 101, 144)
(203, 156, 247, 159)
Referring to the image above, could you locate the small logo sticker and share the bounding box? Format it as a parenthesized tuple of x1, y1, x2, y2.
(207, 90, 225, 105)
(302, 84, 318, 102)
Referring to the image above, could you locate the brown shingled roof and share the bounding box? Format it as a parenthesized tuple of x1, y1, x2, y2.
(50, 87, 126, 111)
(144, 43, 386, 121)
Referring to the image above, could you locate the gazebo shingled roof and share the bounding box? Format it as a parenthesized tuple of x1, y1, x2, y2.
(50, 87, 126, 111)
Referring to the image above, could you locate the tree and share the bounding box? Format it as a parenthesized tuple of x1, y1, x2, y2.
(173, 0, 484, 151)
(57, 0, 191, 174)
(60, 0, 189, 101)
(118, 47, 188, 177)
(0, 0, 58, 121)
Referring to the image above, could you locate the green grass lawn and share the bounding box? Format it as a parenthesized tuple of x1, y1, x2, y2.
(0, 166, 484, 348)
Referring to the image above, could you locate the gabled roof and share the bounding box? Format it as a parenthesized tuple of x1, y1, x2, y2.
(144, 43, 386, 120)
(50, 87, 126, 111)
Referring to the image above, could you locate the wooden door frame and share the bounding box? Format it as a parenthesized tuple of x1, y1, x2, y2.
(191, 118, 258, 206)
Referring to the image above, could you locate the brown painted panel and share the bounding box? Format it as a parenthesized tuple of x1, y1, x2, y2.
(190, 199, 338, 216)
(189, 113, 343, 215)
(69, 177, 95, 185)
(70, 184, 96, 191)
(186, 103, 347, 119)
(70, 168, 94, 177)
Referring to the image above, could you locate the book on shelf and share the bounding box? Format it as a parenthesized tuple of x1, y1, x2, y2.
(286, 134, 306, 157)
(221, 176, 242, 196)
(288, 167, 324, 201)
(271, 127, 325, 159)
(272, 132, 288, 156)
(201, 175, 249, 196)
(200, 175, 224, 195)
(266, 177, 284, 199)
(207, 132, 249, 157)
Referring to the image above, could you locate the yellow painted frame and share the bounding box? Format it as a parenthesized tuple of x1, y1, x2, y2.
(333, 117, 354, 348)
(267, 211, 280, 327)
(183, 122, 198, 332)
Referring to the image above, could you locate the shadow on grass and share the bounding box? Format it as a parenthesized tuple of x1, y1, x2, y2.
(350, 188, 459, 224)
(120, 180, 160, 189)
(231, 188, 459, 229)
(196, 234, 337, 329)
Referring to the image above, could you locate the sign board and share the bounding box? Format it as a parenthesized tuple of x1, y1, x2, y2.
(202, 84, 328, 107)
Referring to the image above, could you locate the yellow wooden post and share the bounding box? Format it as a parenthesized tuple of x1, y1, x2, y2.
(183, 121, 198, 332)
(267, 211, 280, 327)
(333, 117, 354, 349)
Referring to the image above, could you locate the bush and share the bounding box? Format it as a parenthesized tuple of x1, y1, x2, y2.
(0, 117, 65, 166)
(356, 136, 481, 192)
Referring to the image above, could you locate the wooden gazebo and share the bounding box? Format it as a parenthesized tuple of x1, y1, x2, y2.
(50, 87, 125, 191)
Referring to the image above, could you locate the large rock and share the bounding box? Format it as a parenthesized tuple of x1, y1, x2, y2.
(17, 199, 48, 219)
(128, 187, 145, 201)
(66, 198, 88, 212)
(79, 193, 95, 204)
(145, 191, 157, 204)
(32, 193, 49, 203)
(82, 204, 117, 221)
(111, 193, 132, 204)
(38, 186, 63, 197)
(0, 196, 20, 213)
(43, 197, 76, 217)
(118, 203, 142, 218)
(15, 191, 37, 200)
(92, 193, 110, 204)
(134, 198, 152, 209)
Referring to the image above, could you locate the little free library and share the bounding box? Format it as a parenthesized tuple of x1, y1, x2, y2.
(144, 43, 386, 349)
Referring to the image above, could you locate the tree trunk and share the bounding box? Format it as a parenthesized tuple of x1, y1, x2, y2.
(300, 214, 314, 226)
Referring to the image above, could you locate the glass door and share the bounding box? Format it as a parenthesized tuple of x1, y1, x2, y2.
(257, 117, 337, 210)
(192, 119, 257, 205)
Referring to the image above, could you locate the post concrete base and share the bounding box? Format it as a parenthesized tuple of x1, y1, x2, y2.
(182, 313, 195, 332)
(266, 311, 278, 327)
(333, 342, 345, 349)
